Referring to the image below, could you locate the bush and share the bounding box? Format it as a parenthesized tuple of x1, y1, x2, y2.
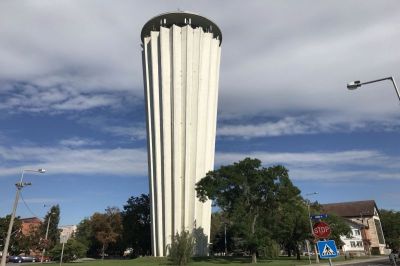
(168, 230, 195, 266)
(50, 239, 87, 262)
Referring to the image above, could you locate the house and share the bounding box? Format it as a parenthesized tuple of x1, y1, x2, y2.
(59, 224, 77, 238)
(322, 200, 389, 255)
(20, 217, 42, 236)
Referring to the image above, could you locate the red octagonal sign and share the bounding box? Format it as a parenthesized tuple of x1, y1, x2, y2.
(313, 221, 331, 238)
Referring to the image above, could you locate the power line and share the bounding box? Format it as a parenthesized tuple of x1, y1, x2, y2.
(20, 191, 43, 220)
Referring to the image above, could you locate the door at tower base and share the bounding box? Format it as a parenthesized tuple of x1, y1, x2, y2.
(141, 12, 222, 257)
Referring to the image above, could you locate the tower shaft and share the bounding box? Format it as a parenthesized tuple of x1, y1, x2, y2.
(142, 13, 221, 257)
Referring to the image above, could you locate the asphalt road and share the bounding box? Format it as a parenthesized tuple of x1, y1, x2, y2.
(336, 258, 393, 266)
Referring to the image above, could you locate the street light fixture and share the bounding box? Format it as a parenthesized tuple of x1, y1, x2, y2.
(305, 192, 319, 264)
(347, 76, 400, 102)
(1, 169, 46, 266)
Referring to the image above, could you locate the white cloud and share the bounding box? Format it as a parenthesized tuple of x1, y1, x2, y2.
(215, 149, 400, 181)
(103, 126, 147, 140)
(217, 115, 400, 139)
(0, 0, 399, 124)
(1, 143, 398, 183)
(0, 145, 148, 177)
(59, 137, 102, 147)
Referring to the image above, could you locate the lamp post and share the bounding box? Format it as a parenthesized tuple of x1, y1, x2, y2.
(306, 192, 319, 264)
(41, 211, 55, 263)
(0, 168, 46, 266)
(347, 76, 400, 102)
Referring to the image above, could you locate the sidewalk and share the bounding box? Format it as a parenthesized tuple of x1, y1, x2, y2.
(309, 256, 387, 266)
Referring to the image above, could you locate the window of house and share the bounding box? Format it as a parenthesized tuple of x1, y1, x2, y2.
(356, 241, 363, 247)
(350, 241, 356, 247)
(354, 229, 361, 236)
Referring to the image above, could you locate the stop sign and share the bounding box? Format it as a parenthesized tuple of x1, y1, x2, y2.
(313, 221, 331, 238)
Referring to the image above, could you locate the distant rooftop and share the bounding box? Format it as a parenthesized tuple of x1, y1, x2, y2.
(322, 200, 378, 217)
(141, 11, 222, 45)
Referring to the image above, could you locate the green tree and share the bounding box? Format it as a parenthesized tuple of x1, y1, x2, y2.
(40, 205, 61, 252)
(271, 198, 309, 260)
(0, 216, 24, 255)
(75, 218, 93, 252)
(49, 239, 87, 262)
(379, 209, 400, 250)
(323, 214, 351, 245)
(121, 194, 151, 256)
(196, 158, 300, 263)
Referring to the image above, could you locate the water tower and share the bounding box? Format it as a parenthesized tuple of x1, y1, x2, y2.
(141, 11, 222, 256)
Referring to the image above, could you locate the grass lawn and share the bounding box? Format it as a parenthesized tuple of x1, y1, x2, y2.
(55, 255, 376, 266)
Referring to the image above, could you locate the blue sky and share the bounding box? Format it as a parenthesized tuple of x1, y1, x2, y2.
(1, 0, 400, 226)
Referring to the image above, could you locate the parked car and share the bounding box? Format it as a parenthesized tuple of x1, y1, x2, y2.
(8, 255, 37, 263)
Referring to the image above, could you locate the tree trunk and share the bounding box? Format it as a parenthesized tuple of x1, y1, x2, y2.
(252, 252, 257, 264)
(296, 246, 301, 260)
(287, 248, 291, 257)
(251, 212, 259, 264)
(102, 243, 105, 260)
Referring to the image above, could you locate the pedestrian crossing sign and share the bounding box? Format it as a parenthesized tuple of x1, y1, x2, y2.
(317, 240, 338, 259)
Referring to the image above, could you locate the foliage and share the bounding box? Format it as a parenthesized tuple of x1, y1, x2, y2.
(322, 213, 351, 244)
(0, 215, 24, 255)
(39, 205, 61, 252)
(50, 238, 87, 262)
(75, 218, 95, 253)
(91, 209, 121, 259)
(380, 209, 400, 250)
(209, 212, 233, 255)
(75, 207, 123, 258)
(168, 230, 195, 266)
(196, 158, 303, 263)
(121, 194, 151, 256)
(271, 198, 309, 260)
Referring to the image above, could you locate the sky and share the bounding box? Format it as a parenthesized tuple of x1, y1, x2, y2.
(1, 0, 400, 226)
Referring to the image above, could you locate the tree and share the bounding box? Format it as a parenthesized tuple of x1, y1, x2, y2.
(91, 208, 121, 259)
(121, 194, 151, 256)
(75, 218, 93, 252)
(0, 216, 24, 255)
(40, 205, 61, 252)
(271, 198, 309, 260)
(196, 158, 300, 263)
(380, 209, 400, 250)
(323, 214, 351, 245)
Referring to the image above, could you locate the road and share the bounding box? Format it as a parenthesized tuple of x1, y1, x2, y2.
(336, 258, 393, 266)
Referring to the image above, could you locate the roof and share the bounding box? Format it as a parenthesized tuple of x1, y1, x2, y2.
(141, 11, 222, 45)
(20, 217, 42, 224)
(321, 200, 378, 218)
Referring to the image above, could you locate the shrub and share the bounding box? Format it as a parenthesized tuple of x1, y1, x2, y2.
(50, 239, 87, 262)
(168, 230, 195, 266)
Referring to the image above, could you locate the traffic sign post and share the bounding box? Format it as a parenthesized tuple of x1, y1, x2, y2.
(311, 214, 328, 220)
(317, 240, 338, 266)
(313, 221, 331, 239)
(59, 234, 69, 266)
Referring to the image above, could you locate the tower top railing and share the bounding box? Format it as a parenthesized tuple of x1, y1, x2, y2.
(141, 11, 222, 45)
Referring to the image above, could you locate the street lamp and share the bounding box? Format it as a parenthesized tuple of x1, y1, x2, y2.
(347, 76, 400, 102)
(305, 192, 319, 264)
(1, 168, 46, 266)
(41, 211, 55, 263)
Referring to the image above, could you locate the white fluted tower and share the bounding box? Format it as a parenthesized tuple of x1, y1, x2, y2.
(141, 12, 222, 257)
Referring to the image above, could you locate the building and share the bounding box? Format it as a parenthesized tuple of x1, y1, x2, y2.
(322, 200, 388, 255)
(59, 225, 77, 238)
(141, 11, 222, 256)
(20, 217, 42, 236)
